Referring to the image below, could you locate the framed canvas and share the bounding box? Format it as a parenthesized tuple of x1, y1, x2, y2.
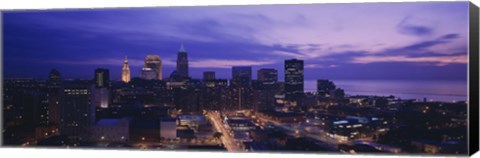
(1, 1, 479, 157)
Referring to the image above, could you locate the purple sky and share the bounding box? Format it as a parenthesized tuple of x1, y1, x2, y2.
(3, 2, 469, 81)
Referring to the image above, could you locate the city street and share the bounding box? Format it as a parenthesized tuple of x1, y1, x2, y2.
(206, 111, 245, 152)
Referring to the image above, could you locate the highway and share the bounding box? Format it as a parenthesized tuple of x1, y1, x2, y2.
(206, 111, 245, 152)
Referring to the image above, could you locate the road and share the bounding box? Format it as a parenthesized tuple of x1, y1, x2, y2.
(206, 111, 245, 152)
(254, 113, 348, 150)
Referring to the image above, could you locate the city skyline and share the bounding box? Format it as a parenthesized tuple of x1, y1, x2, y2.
(3, 2, 469, 81)
(2, 2, 472, 154)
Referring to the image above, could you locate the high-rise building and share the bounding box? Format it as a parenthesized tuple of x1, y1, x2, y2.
(93, 69, 110, 108)
(94, 68, 110, 88)
(92, 88, 109, 109)
(231, 66, 253, 110)
(47, 69, 62, 125)
(48, 69, 62, 88)
(203, 71, 215, 80)
(176, 44, 189, 78)
(60, 81, 95, 139)
(232, 66, 252, 87)
(258, 68, 278, 83)
(317, 79, 336, 97)
(144, 55, 163, 80)
(284, 59, 304, 101)
(122, 56, 131, 83)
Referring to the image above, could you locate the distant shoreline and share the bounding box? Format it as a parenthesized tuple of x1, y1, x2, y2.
(304, 79, 468, 102)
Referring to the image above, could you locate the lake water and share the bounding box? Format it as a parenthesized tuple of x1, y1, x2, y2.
(304, 80, 468, 102)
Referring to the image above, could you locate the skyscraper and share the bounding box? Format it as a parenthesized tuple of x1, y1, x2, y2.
(257, 68, 278, 83)
(122, 56, 131, 83)
(176, 44, 189, 78)
(144, 55, 163, 80)
(93, 69, 110, 108)
(60, 81, 94, 139)
(47, 69, 62, 126)
(317, 79, 336, 98)
(94, 68, 110, 88)
(203, 71, 215, 80)
(284, 59, 304, 101)
(232, 66, 252, 87)
(231, 66, 253, 110)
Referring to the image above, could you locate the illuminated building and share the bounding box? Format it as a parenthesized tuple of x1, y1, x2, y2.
(230, 66, 254, 110)
(177, 114, 208, 131)
(176, 44, 189, 78)
(203, 79, 229, 110)
(122, 56, 131, 83)
(232, 66, 252, 87)
(258, 68, 278, 83)
(93, 69, 110, 108)
(144, 55, 163, 80)
(284, 59, 304, 102)
(60, 81, 94, 139)
(94, 68, 110, 88)
(92, 87, 109, 108)
(253, 68, 279, 112)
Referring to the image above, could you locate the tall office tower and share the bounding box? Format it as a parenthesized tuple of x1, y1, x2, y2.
(93, 69, 110, 108)
(203, 71, 215, 80)
(122, 56, 131, 83)
(94, 68, 110, 88)
(253, 68, 279, 112)
(317, 79, 336, 98)
(284, 59, 304, 101)
(60, 81, 95, 139)
(232, 66, 252, 87)
(258, 68, 278, 83)
(176, 44, 189, 78)
(47, 69, 62, 125)
(144, 55, 163, 80)
(231, 66, 253, 110)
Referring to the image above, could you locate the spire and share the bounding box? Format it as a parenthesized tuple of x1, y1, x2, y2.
(122, 55, 131, 83)
(179, 44, 186, 53)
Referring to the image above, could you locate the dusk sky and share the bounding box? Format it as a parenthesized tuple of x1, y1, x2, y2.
(3, 2, 470, 81)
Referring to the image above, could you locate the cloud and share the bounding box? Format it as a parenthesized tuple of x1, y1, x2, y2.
(190, 59, 276, 68)
(272, 50, 306, 59)
(397, 16, 434, 36)
(305, 64, 338, 69)
(351, 54, 467, 66)
(47, 58, 144, 67)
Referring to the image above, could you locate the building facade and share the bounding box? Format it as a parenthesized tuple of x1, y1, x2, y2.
(144, 55, 163, 80)
(60, 81, 95, 139)
(94, 68, 110, 88)
(176, 44, 189, 78)
(284, 59, 304, 102)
